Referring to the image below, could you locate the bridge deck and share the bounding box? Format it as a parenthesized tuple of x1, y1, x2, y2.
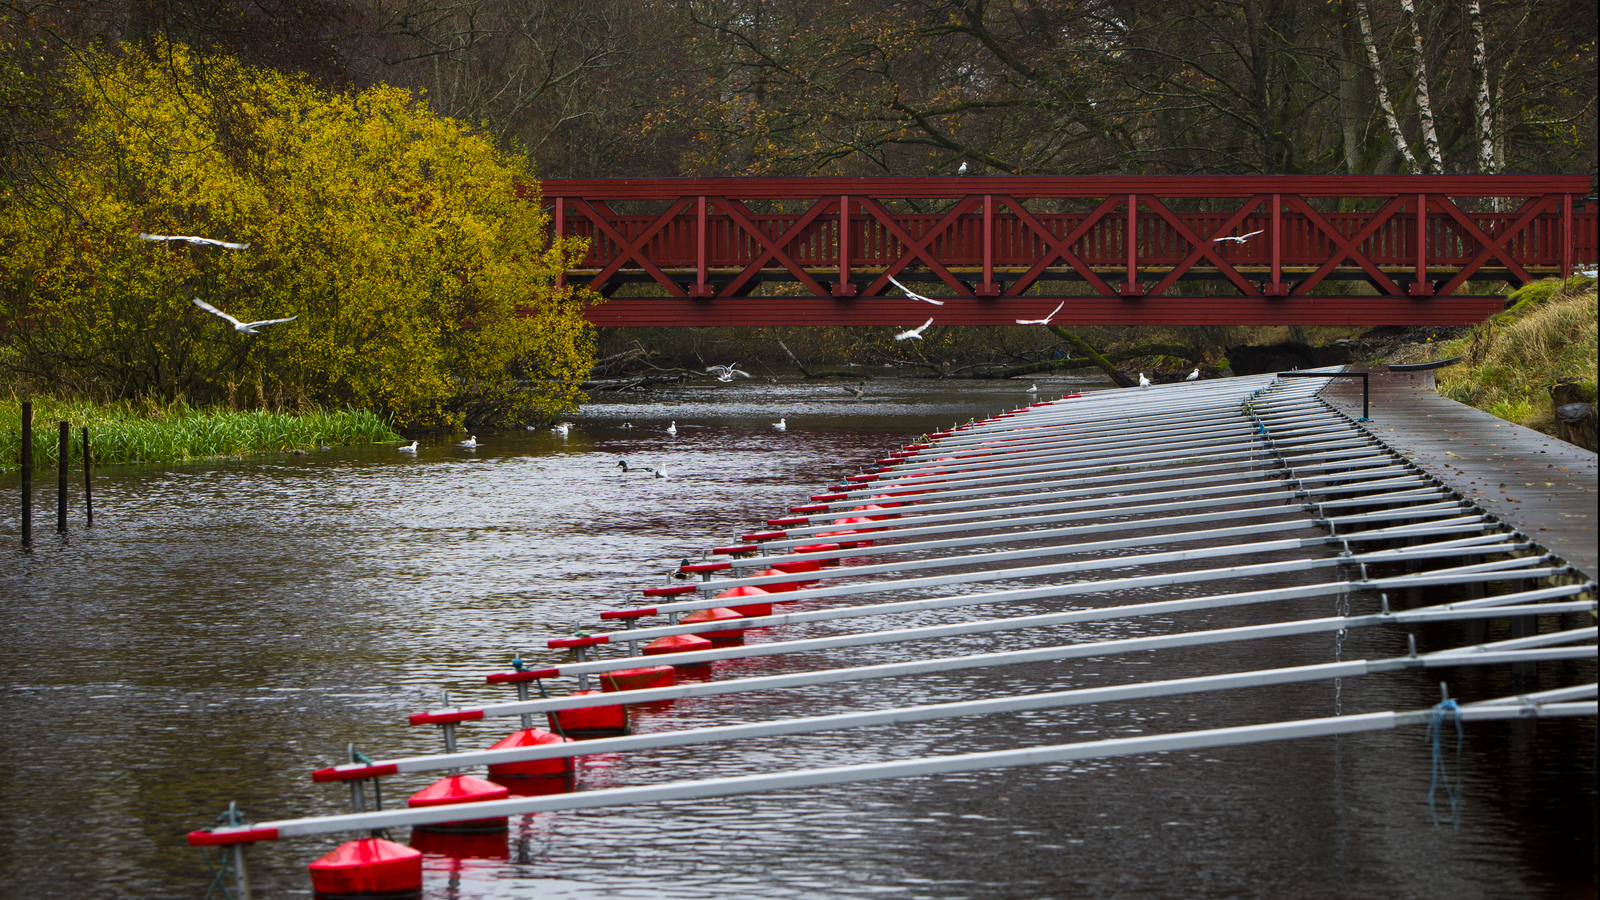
(1324, 368, 1598, 579)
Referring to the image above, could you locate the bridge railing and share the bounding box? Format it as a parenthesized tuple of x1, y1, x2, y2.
(533, 176, 1596, 326)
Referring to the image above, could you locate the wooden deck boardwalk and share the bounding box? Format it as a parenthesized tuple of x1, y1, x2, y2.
(1324, 367, 1598, 579)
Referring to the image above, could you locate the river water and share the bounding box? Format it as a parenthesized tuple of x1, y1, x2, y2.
(1, 376, 1594, 900)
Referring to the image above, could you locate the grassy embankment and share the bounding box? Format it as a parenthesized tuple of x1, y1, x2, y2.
(0, 398, 403, 473)
(1386, 276, 1598, 435)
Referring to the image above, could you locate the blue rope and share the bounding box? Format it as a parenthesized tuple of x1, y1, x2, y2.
(1425, 699, 1463, 830)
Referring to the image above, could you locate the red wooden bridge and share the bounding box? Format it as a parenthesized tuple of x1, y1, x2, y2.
(538, 176, 1596, 326)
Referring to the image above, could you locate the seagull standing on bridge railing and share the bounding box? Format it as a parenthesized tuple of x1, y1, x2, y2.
(1015, 301, 1064, 325)
(1138, 373, 1152, 390)
(1212, 228, 1264, 244)
(1186, 367, 1201, 381)
(886, 275, 945, 305)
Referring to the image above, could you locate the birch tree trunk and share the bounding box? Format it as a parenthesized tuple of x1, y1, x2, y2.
(1397, 0, 1444, 172)
(1467, 0, 1495, 174)
(1354, 0, 1419, 173)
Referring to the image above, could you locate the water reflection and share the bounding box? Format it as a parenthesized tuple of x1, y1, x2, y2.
(1, 374, 1593, 899)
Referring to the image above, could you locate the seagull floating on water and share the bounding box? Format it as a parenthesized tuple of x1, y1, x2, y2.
(772, 418, 787, 432)
(552, 422, 570, 437)
(398, 441, 418, 453)
(1026, 383, 1038, 393)
(1186, 367, 1200, 381)
(191, 298, 297, 334)
(895, 317, 935, 341)
(706, 364, 752, 382)
(1212, 228, 1264, 244)
(1015, 301, 1064, 325)
(886, 275, 945, 306)
(140, 232, 250, 250)
(666, 421, 677, 436)
(458, 435, 478, 448)
(1138, 373, 1152, 390)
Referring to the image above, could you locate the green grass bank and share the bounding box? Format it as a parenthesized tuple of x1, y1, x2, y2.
(1, 399, 403, 473)
(1388, 276, 1598, 443)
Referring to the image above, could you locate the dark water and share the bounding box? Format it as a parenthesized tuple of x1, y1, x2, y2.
(1, 376, 1594, 900)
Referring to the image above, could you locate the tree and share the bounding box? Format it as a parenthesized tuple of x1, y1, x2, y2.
(0, 43, 594, 428)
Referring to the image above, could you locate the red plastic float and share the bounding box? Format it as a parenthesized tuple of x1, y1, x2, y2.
(548, 689, 628, 736)
(642, 633, 715, 658)
(600, 665, 676, 693)
(308, 837, 423, 899)
(751, 568, 800, 594)
(711, 585, 773, 617)
(816, 516, 876, 549)
(407, 775, 509, 832)
(680, 607, 747, 643)
(484, 728, 574, 778)
(409, 828, 510, 860)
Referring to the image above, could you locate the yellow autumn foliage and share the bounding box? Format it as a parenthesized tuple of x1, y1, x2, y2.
(0, 44, 594, 429)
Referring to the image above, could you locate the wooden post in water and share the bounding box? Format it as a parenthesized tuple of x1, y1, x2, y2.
(20, 400, 31, 549)
(57, 421, 68, 533)
(82, 426, 93, 527)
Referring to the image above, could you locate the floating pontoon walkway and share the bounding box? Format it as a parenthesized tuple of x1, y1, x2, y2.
(190, 369, 1597, 899)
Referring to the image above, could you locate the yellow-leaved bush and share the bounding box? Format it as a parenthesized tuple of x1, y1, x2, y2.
(0, 44, 594, 429)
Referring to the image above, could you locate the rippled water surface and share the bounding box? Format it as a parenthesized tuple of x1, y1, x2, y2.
(2, 376, 1594, 900)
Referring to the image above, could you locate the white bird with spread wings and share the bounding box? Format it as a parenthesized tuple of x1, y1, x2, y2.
(706, 364, 752, 382)
(140, 233, 251, 250)
(1015, 302, 1064, 325)
(886, 275, 945, 306)
(191, 298, 297, 334)
(1212, 228, 1264, 244)
(896, 318, 935, 341)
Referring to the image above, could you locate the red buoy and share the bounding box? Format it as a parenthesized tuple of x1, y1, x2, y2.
(548, 689, 628, 737)
(817, 516, 876, 549)
(407, 775, 510, 833)
(778, 543, 841, 574)
(751, 568, 800, 594)
(410, 828, 510, 859)
(711, 585, 773, 617)
(600, 665, 676, 693)
(485, 728, 574, 778)
(680, 607, 747, 643)
(851, 503, 893, 521)
(642, 632, 716, 657)
(308, 837, 422, 899)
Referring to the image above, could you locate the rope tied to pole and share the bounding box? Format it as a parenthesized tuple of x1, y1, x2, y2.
(1425, 696, 1463, 830)
(200, 803, 244, 899)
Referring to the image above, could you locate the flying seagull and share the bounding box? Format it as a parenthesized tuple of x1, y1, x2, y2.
(886, 274, 945, 306)
(1186, 367, 1201, 381)
(706, 364, 752, 382)
(140, 233, 250, 250)
(843, 380, 866, 399)
(191, 298, 297, 334)
(1015, 301, 1065, 325)
(1212, 228, 1264, 244)
(1138, 372, 1152, 390)
(895, 317, 935, 341)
